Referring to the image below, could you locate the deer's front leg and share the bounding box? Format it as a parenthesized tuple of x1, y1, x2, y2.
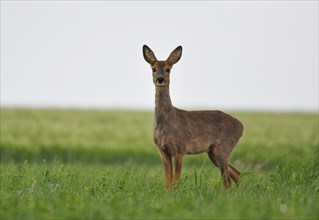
(159, 150, 173, 191)
(174, 154, 183, 183)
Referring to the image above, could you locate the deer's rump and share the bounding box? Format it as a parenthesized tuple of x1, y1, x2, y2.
(173, 108, 244, 155)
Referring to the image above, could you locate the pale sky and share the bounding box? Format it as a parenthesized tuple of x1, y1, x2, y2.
(1, 1, 318, 111)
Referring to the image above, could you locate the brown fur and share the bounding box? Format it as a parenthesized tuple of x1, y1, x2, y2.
(143, 45, 244, 191)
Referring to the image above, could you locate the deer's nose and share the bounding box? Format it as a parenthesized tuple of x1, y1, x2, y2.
(156, 77, 165, 84)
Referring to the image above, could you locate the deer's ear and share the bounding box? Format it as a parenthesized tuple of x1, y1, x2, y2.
(167, 46, 182, 65)
(143, 45, 157, 65)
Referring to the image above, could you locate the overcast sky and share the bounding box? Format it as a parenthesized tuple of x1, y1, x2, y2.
(1, 1, 318, 111)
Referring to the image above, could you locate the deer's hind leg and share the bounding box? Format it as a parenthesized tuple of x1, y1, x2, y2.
(228, 163, 241, 185)
(207, 145, 231, 189)
(208, 145, 241, 185)
(217, 156, 232, 189)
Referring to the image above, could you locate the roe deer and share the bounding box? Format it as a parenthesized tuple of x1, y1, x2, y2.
(142, 45, 244, 191)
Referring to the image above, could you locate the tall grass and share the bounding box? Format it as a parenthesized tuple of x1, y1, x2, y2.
(0, 108, 318, 219)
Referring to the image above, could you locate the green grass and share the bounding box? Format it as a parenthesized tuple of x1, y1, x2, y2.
(0, 108, 318, 219)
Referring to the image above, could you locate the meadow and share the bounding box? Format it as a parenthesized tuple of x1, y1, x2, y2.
(0, 108, 318, 219)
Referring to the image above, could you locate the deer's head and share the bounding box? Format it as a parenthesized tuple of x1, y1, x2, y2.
(143, 45, 182, 87)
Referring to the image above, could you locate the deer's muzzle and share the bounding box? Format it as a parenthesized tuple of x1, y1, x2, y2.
(156, 77, 166, 86)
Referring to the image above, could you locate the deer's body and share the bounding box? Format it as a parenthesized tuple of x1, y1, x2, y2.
(154, 106, 243, 156)
(143, 45, 244, 190)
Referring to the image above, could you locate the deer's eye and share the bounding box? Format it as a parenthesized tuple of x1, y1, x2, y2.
(152, 68, 156, 72)
(165, 68, 170, 73)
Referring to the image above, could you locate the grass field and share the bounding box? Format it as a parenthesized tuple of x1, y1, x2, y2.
(0, 108, 318, 219)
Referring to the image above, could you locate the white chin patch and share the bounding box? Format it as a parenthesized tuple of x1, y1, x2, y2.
(156, 82, 166, 86)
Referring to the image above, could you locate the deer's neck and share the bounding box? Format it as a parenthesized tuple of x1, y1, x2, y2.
(155, 87, 175, 123)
